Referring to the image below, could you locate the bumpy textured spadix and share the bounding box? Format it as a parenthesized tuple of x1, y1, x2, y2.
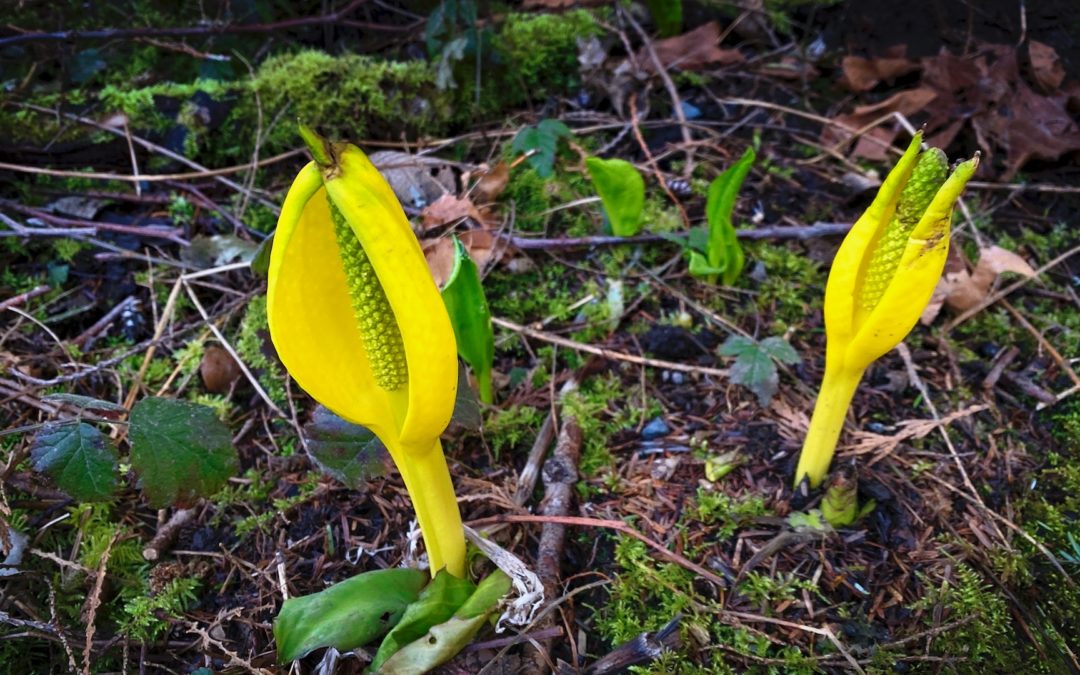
(793, 133, 977, 488)
(267, 126, 465, 577)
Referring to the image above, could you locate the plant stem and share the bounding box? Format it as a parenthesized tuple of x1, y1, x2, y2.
(400, 440, 466, 578)
(794, 365, 864, 488)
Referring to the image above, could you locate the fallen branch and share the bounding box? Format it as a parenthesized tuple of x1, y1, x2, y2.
(502, 221, 850, 250)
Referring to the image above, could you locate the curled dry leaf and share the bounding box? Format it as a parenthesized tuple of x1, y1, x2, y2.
(921, 245, 1037, 324)
(421, 193, 487, 230)
(422, 238, 457, 288)
(823, 88, 938, 161)
(473, 162, 510, 203)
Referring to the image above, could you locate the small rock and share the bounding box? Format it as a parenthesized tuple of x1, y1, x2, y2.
(641, 417, 670, 440)
(670, 372, 686, 385)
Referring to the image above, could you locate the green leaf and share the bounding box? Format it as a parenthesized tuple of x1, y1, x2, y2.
(274, 567, 428, 663)
(371, 570, 477, 671)
(441, 237, 495, 404)
(688, 250, 727, 278)
(30, 422, 117, 501)
(585, 157, 645, 237)
(644, 0, 682, 36)
(511, 119, 570, 178)
(451, 367, 483, 431)
(250, 233, 274, 278)
(378, 570, 511, 675)
(758, 336, 801, 365)
(702, 147, 754, 284)
(304, 406, 388, 489)
(128, 397, 238, 507)
(719, 336, 776, 407)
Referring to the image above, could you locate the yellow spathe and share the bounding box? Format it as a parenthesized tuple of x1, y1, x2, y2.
(267, 133, 465, 577)
(794, 133, 977, 488)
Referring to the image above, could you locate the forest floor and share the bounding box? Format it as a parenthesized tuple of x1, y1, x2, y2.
(2, 2, 1080, 673)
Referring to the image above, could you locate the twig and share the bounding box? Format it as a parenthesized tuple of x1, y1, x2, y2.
(0, 284, 50, 312)
(83, 532, 119, 675)
(0, 0, 414, 47)
(142, 508, 195, 561)
(620, 6, 695, 177)
(71, 296, 136, 350)
(514, 377, 579, 507)
(467, 514, 729, 589)
(0, 199, 185, 243)
(494, 317, 728, 379)
(524, 418, 583, 674)
(502, 222, 850, 250)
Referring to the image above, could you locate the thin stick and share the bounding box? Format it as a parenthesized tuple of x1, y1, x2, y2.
(502, 222, 850, 250)
(494, 317, 728, 379)
(0, 285, 50, 311)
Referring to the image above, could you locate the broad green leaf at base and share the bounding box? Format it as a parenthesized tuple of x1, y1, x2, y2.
(30, 422, 117, 502)
(275, 568, 428, 663)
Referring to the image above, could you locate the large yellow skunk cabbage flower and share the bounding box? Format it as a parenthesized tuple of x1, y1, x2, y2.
(267, 125, 465, 577)
(794, 133, 978, 489)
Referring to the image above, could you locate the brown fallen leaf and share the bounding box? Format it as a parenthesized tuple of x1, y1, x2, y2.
(473, 162, 510, 203)
(755, 56, 820, 81)
(824, 88, 938, 161)
(1028, 40, 1066, 92)
(458, 229, 499, 270)
(369, 150, 456, 210)
(921, 245, 1037, 324)
(840, 54, 919, 92)
(637, 21, 743, 74)
(422, 237, 456, 288)
(421, 193, 484, 230)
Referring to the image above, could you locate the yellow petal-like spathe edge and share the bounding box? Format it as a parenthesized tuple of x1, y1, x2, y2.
(794, 140, 976, 488)
(267, 149, 465, 577)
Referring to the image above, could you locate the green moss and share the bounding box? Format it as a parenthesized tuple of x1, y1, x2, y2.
(501, 166, 554, 232)
(485, 404, 545, 459)
(498, 11, 600, 101)
(234, 295, 286, 406)
(743, 241, 825, 331)
(692, 488, 769, 540)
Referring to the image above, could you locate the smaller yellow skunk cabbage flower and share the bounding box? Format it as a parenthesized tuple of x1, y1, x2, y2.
(794, 133, 978, 489)
(267, 125, 465, 577)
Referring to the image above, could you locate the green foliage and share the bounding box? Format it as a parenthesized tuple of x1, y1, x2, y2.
(496, 10, 601, 104)
(913, 563, 1025, 671)
(688, 148, 754, 285)
(564, 373, 657, 477)
(303, 405, 387, 489)
(128, 397, 238, 507)
(235, 295, 286, 405)
(120, 577, 201, 641)
(645, 0, 683, 36)
(717, 335, 800, 406)
(586, 157, 646, 236)
(512, 119, 572, 178)
(441, 237, 495, 403)
(738, 571, 818, 609)
(744, 241, 825, 330)
(370, 570, 476, 671)
(692, 488, 769, 539)
(485, 404, 545, 459)
(30, 422, 117, 502)
(500, 166, 554, 232)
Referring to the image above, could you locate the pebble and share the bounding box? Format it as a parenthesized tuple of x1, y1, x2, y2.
(641, 417, 671, 440)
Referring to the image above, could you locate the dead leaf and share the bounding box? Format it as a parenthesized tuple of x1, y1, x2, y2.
(637, 21, 743, 74)
(921, 245, 1037, 324)
(473, 162, 510, 203)
(1028, 40, 1066, 91)
(824, 88, 937, 161)
(422, 238, 456, 288)
(755, 56, 820, 80)
(840, 55, 919, 92)
(369, 150, 456, 210)
(421, 194, 483, 230)
(458, 229, 502, 271)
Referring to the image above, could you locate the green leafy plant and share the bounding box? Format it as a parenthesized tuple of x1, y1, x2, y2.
(511, 119, 571, 178)
(585, 156, 646, 237)
(28, 395, 237, 505)
(717, 334, 800, 406)
(441, 236, 495, 403)
(688, 148, 754, 284)
(645, 0, 682, 36)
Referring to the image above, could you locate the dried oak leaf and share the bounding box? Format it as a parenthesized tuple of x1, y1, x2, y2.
(421, 193, 486, 230)
(1028, 40, 1066, 91)
(824, 88, 938, 161)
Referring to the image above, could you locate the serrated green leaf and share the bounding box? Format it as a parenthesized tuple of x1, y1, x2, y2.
(441, 237, 494, 404)
(729, 347, 778, 407)
(717, 335, 756, 358)
(758, 336, 801, 365)
(370, 570, 477, 671)
(586, 157, 645, 237)
(128, 397, 238, 507)
(304, 406, 388, 489)
(511, 120, 570, 178)
(274, 568, 428, 663)
(378, 570, 511, 675)
(30, 422, 117, 501)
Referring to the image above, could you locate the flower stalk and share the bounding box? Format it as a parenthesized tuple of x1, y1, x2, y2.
(794, 133, 978, 488)
(267, 125, 465, 576)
